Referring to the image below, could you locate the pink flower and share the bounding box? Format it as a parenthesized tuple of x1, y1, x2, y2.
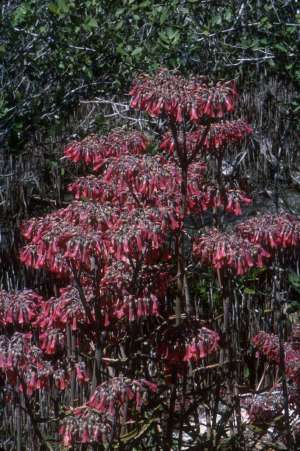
(193, 230, 270, 275)
(129, 69, 238, 122)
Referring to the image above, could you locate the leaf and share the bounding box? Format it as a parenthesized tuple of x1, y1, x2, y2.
(12, 5, 28, 26)
(48, 3, 59, 14)
(212, 15, 222, 26)
(244, 367, 250, 379)
(286, 301, 300, 314)
(288, 272, 300, 292)
(84, 17, 98, 31)
(274, 43, 289, 53)
(159, 28, 180, 46)
(131, 47, 143, 58)
(224, 9, 232, 22)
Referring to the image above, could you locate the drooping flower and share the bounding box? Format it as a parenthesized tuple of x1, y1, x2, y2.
(253, 330, 300, 386)
(75, 361, 90, 384)
(161, 120, 252, 159)
(130, 69, 237, 122)
(241, 389, 285, 425)
(157, 321, 220, 366)
(39, 328, 65, 355)
(37, 285, 94, 331)
(87, 377, 157, 415)
(235, 213, 300, 250)
(64, 129, 149, 168)
(0, 289, 44, 327)
(0, 332, 68, 395)
(193, 230, 270, 275)
(59, 407, 112, 448)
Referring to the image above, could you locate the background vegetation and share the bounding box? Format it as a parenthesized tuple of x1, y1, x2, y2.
(1, 0, 299, 152)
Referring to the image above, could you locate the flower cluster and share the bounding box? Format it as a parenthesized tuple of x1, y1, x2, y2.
(0, 332, 68, 394)
(193, 230, 270, 275)
(87, 377, 157, 415)
(20, 201, 117, 243)
(103, 154, 181, 199)
(99, 261, 171, 324)
(253, 331, 300, 386)
(157, 322, 220, 365)
(20, 197, 176, 273)
(39, 328, 65, 355)
(0, 289, 44, 327)
(106, 206, 176, 261)
(59, 377, 156, 447)
(75, 361, 90, 383)
(0, 332, 34, 370)
(199, 185, 252, 216)
(160, 120, 252, 158)
(242, 389, 284, 424)
(242, 385, 300, 425)
(113, 293, 159, 322)
(64, 129, 148, 169)
(130, 69, 237, 122)
(59, 407, 112, 447)
(68, 175, 117, 202)
(37, 286, 94, 331)
(235, 213, 300, 250)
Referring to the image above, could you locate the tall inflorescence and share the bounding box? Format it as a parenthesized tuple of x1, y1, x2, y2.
(11, 67, 300, 449)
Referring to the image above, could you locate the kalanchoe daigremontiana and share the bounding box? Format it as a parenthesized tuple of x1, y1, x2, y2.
(0, 332, 69, 395)
(241, 389, 285, 425)
(242, 384, 300, 425)
(59, 407, 113, 447)
(157, 322, 220, 365)
(12, 68, 263, 448)
(161, 120, 252, 158)
(37, 286, 94, 331)
(39, 328, 65, 355)
(0, 289, 44, 327)
(68, 175, 118, 202)
(193, 230, 270, 275)
(64, 129, 149, 168)
(253, 330, 300, 386)
(129, 68, 237, 121)
(60, 378, 157, 448)
(87, 377, 157, 415)
(235, 213, 300, 250)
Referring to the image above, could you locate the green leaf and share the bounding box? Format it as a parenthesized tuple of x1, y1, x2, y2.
(159, 10, 168, 25)
(84, 17, 98, 31)
(274, 43, 289, 53)
(159, 28, 180, 46)
(57, 0, 70, 13)
(212, 15, 222, 26)
(289, 272, 300, 292)
(131, 47, 143, 58)
(48, 2, 59, 14)
(286, 298, 300, 314)
(116, 8, 125, 17)
(224, 9, 232, 22)
(12, 5, 29, 26)
(244, 367, 250, 379)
